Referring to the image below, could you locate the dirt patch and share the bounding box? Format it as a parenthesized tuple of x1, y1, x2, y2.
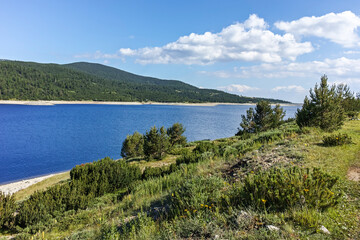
(223, 141, 304, 181)
(347, 166, 360, 182)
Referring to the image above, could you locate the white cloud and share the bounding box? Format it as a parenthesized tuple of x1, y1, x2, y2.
(344, 50, 360, 55)
(275, 11, 360, 48)
(218, 84, 259, 93)
(272, 85, 306, 93)
(202, 57, 360, 81)
(87, 14, 312, 65)
(74, 50, 119, 59)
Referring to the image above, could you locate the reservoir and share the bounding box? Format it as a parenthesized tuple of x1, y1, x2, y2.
(0, 104, 299, 184)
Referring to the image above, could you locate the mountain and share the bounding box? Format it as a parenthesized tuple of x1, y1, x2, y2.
(0, 60, 290, 103)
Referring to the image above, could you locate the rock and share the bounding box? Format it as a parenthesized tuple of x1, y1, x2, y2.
(266, 225, 280, 231)
(319, 225, 330, 234)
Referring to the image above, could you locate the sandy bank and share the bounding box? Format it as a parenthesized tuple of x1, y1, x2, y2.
(0, 100, 300, 107)
(0, 174, 60, 195)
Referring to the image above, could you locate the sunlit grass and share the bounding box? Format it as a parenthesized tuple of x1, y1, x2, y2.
(14, 171, 70, 201)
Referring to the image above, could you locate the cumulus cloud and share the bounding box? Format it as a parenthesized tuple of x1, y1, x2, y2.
(103, 14, 312, 65)
(275, 11, 360, 48)
(201, 57, 360, 80)
(272, 85, 306, 93)
(218, 84, 259, 93)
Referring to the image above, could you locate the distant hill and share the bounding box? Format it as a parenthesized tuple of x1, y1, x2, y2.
(0, 60, 290, 103)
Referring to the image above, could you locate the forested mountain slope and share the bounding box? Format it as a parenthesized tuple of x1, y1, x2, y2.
(0, 60, 290, 103)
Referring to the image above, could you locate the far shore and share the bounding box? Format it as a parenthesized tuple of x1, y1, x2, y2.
(0, 171, 69, 195)
(0, 100, 301, 107)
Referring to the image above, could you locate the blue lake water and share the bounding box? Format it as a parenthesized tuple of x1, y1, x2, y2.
(0, 104, 299, 184)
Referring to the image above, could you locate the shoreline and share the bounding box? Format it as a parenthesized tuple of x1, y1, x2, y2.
(0, 100, 300, 107)
(0, 171, 69, 195)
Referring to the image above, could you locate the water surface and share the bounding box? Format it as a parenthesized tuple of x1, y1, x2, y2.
(0, 104, 299, 184)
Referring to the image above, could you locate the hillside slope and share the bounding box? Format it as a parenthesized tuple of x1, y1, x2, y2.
(4, 119, 359, 239)
(0, 60, 289, 103)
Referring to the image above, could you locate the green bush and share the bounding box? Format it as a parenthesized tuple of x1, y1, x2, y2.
(168, 146, 190, 155)
(232, 139, 255, 154)
(176, 152, 200, 165)
(169, 176, 224, 217)
(322, 133, 353, 146)
(16, 157, 142, 228)
(0, 191, 16, 229)
(234, 167, 341, 211)
(255, 130, 283, 143)
(193, 141, 219, 156)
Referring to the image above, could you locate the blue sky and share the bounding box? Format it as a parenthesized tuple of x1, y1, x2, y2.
(1, 0, 360, 102)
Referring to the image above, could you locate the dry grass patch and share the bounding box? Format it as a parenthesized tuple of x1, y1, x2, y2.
(14, 171, 70, 201)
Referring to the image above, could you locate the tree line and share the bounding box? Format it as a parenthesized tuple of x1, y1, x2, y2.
(121, 123, 187, 160)
(0, 61, 289, 103)
(236, 75, 360, 137)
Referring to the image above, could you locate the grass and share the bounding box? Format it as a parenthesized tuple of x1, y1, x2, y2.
(13, 171, 70, 201)
(129, 154, 178, 171)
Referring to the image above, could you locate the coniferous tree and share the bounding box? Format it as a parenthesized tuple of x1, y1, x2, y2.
(167, 123, 187, 147)
(237, 101, 286, 135)
(296, 75, 345, 131)
(144, 126, 170, 160)
(121, 131, 144, 158)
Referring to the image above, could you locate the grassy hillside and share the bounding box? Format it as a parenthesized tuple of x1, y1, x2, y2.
(0, 60, 290, 103)
(2, 118, 359, 239)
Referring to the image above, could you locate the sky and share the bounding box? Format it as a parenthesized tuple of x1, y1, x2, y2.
(1, 0, 360, 102)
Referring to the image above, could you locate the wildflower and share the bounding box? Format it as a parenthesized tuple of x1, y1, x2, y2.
(304, 189, 309, 192)
(251, 171, 254, 174)
(305, 144, 307, 146)
(171, 193, 174, 197)
(185, 209, 188, 212)
(261, 199, 266, 204)
(193, 209, 197, 213)
(205, 205, 208, 208)
(200, 204, 204, 207)
(209, 206, 212, 209)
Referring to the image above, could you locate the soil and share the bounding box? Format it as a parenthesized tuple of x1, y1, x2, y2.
(347, 166, 360, 182)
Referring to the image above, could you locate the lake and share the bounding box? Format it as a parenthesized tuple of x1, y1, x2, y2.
(0, 104, 300, 184)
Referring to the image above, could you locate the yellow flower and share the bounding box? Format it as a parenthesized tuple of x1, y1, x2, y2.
(200, 204, 204, 207)
(209, 206, 212, 209)
(251, 171, 254, 174)
(329, 191, 334, 195)
(261, 199, 266, 204)
(336, 137, 338, 140)
(185, 209, 188, 212)
(304, 189, 309, 192)
(205, 205, 208, 208)
(171, 193, 174, 197)
(193, 209, 197, 213)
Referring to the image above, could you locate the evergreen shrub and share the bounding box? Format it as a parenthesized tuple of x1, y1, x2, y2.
(322, 133, 352, 146)
(234, 167, 341, 211)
